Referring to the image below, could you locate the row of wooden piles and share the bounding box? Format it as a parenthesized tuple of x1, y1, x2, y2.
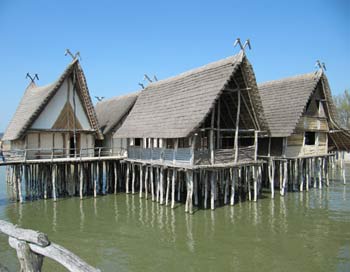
(5, 155, 346, 213)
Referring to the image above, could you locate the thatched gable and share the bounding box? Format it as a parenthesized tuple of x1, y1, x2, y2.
(3, 59, 103, 141)
(259, 70, 350, 151)
(96, 92, 139, 135)
(115, 52, 267, 139)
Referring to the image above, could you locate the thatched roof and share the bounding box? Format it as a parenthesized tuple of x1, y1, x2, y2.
(259, 70, 350, 151)
(95, 92, 139, 135)
(115, 52, 267, 138)
(3, 59, 103, 141)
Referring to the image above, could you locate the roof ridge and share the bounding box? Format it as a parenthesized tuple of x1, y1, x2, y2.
(146, 52, 244, 88)
(96, 91, 140, 105)
(258, 70, 320, 87)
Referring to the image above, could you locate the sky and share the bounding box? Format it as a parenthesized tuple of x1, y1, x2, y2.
(0, 0, 349, 132)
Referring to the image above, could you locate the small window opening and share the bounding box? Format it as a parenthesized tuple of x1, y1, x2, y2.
(304, 132, 315, 145)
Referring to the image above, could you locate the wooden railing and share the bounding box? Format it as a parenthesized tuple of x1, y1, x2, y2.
(0, 220, 100, 272)
(2, 147, 127, 162)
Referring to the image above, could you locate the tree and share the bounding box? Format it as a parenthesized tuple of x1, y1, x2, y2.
(334, 89, 350, 128)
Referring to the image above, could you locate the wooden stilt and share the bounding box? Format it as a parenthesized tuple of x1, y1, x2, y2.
(306, 159, 310, 191)
(193, 172, 198, 206)
(114, 162, 118, 194)
(268, 159, 275, 198)
(247, 166, 252, 201)
(204, 171, 208, 209)
(253, 166, 257, 202)
(131, 163, 135, 194)
(79, 164, 83, 200)
(230, 168, 235, 205)
(150, 166, 155, 201)
(145, 166, 149, 199)
(299, 159, 304, 192)
(165, 169, 170, 205)
(280, 161, 288, 196)
(171, 169, 176, 209)
(159, 167, 164, 205)
(224, 170, 229, 205)
(318, 158, 322, 189)
(17, 166, 23, 203)
(94, 163, 98, 197)
(210, 171, 215, 210)
(313, 158, 317, 188)
(325, 158, 329, 187)
(156, 168, 160, 203)
(177, 173, 181, 201)
(139, 165, 143, 198)
(126, 163, 130, 194)
(52, 165, 57, 201)
(342, 163, 346, 185)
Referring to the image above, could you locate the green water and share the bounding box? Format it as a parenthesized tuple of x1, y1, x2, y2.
(0, 166, 349, 271)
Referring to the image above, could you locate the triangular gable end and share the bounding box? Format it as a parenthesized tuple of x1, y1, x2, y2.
(30, 75, 92, 131)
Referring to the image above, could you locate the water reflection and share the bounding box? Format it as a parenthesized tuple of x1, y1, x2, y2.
(185, 214, 194, 253)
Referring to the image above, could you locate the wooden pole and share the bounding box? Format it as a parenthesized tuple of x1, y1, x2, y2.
(224, 170, 229, 205)
(281, 161, 288, 196)
(131, 163, 135, 194)
(268, 159, 275, 198)
(299, 159, 304, 192)
(139, 165, 143, 198)
(230, 168, 235, 205)
(253, 166, 257, 202)
(126, 163, 130, 194)
(159, 167, 164, 205)
(145, 166, 149, 199)
(114, 162, 118, 194)
(150, 166, 155, 201)
(79, 164, 83, 200)
(52, 165, 57, 202)
(204, 171, 208, 209)
(210, 105, 215, 165)
(234, 90, 241, 163)
(306, 159, 310, 191)
(210, 171, 215, 210)
(171, 169, 176, 209)
(193, 172, 198, 206)
(318, 158, 322, 189)
(165, 169, 170, 206)
(17, 166, 23, 203)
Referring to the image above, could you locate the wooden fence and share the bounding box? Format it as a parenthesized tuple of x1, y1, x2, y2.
(0, 220, 100, 272)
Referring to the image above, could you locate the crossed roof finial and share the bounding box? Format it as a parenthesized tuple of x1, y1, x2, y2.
(26, 73, 39, 83)
(234, 38, 251, 52)
(65, 49, 81, 60)
(315, 60, 326, 72)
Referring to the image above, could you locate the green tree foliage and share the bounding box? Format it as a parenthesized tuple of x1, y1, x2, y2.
(334, 89, 350, 128)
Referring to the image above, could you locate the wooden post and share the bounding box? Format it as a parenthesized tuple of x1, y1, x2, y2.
(177, 173, 181, 201)
(150, 166, 155, 201)
(299, 159, 304, 192)
(159, 167, 164, 205)
(156, 167, 160, 203)
(165, 169, 170, 206)
(131, 163, 135, 194)
(230, 168, 235, 205)
(281, 161, 288, 196)
(79, 164, 83, 200)
(247, 166, 252, 201)
(52, 165, 57, 201)
(318, 158, 322, 189)
(224, 170, 229, 205)
(254, 131, 258, 161)
(325, 158, 329, 187)
(294, 159, 298, 191)
(210, 105, 215, 165)
(126, 163, 130, 194)
(204, 171, 208, 209)
(139, 165, 143, 198)
(342, 164, 346, 185)
(210, 171, 215, 210)
(114, 162, 118, 194)
(234, 90, 241, 163)
(17, 166, 23, 203)
(94, 163, 98, 197)
(313, 158, 317, 188)
(217, 98, 221, 149)
(268, 159, 275, 198)
(171, 169, 176, 209)
(145, 166, 149, 199)
(193, 172, 198, 206)
(9, 237, 44, 271)
(185, 170, 194, 214)
(306, 159, 310, 191)
(173, 139, 178, 165)
(253, 166, 257, 202)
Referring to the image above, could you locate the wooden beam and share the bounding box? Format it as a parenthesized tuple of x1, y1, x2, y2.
(210, 104, 215, 165)
(234, 90, 241, 163)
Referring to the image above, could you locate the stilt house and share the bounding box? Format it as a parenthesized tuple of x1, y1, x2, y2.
(115, 51, 268, 168)
(258, 69, 350, 159)
(95, 92, 139, 156)
(2, 59, 102, 160)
